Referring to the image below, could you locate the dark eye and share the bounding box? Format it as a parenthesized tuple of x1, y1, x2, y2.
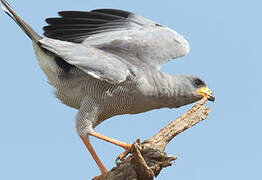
(195, 79, 203, 87)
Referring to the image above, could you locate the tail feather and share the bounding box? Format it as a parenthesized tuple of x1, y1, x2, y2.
(1, 0, 42, 43)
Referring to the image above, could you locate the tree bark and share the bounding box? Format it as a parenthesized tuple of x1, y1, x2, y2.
(96, 97, 210, 180)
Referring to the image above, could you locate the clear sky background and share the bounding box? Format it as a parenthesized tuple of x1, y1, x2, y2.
(0, 0, 261, 179)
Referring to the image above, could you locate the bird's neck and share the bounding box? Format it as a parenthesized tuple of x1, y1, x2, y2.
(149, 72, 180, 109)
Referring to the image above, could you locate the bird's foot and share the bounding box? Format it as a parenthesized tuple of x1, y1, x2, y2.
(119, 146, 132, 160)
(115, 144, 132, 166)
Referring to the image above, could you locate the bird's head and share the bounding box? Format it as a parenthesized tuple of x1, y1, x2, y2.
(171, 74, 215, 107)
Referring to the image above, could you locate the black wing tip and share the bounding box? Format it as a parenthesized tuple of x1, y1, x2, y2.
(43, 9, 134, 42)
(57, 9, 133, 19)
(45, 17, 56, 24)
(58, 10, 75, 16)
(58, 11, 90, 18)
(45, 9, 133, 25)
(91, 9, 133, 18)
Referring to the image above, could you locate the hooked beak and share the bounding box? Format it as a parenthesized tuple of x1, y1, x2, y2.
(197, 86, 215, 102)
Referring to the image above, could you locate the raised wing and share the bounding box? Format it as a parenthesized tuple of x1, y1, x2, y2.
(39, 38, 130, 84)
(44, 9, 189, 69)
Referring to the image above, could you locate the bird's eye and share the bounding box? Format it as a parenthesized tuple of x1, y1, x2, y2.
(195, 79, 203, 86)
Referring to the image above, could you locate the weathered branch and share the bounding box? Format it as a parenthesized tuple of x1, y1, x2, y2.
(97, 98, 210, 180)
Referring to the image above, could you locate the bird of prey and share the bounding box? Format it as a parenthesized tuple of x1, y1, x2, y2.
(1, 0, 214, 178)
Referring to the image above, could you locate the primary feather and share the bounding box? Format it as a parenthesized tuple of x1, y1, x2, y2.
(44, 9, 190, 70)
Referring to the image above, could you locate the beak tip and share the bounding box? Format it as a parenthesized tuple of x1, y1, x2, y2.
(207, 95, 215, 102)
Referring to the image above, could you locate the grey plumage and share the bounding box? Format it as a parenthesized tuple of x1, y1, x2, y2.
(1, 0, 214, 174)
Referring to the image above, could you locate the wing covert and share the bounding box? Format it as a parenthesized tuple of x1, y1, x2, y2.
(39, 38, 130, 84)
(44, 9, 190, 69)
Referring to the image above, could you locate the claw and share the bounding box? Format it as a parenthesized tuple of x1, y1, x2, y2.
(119, 148, 131, 160)
(115, 156, 121, 167)
(115, 147, 132, 166)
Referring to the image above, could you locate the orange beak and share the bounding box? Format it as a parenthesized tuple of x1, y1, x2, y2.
(197, 86, 215, 102)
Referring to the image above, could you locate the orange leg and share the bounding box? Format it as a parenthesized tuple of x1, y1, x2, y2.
(88, 131, 132, 160)
(80, 131, 132, 178)
(80, 136, 107, 177)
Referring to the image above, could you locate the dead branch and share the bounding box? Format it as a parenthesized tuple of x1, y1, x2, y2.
(97, 97, 210, 180)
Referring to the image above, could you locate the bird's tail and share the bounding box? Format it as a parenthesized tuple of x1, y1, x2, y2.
(1, 0, 42, 43)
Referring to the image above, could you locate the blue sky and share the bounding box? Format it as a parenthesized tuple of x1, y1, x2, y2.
(0, 0, 261, 179)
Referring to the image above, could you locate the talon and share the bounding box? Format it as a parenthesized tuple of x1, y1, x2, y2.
(115, 146, 132, 166)
(115, 150, 129, 166)
(115, 156, 121, 167)
(118, 146, 132, 161)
